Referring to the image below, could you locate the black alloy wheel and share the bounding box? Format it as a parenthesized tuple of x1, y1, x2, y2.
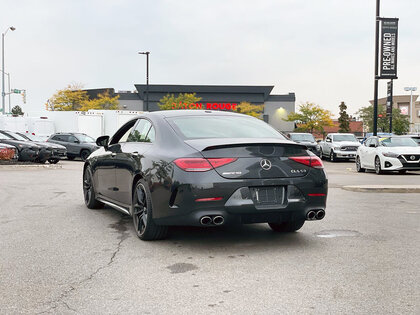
(83, 167, 103, 209)
(268, 219, 305, 233)
(80, 150, 91, 161)
(330, 151, 337, 162)
(356, 156, 365, 173)
(375, 156, 383, 175)
(132, 180, 168, 241)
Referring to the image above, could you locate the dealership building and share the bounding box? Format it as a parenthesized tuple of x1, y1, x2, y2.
(87, 84, 296, 132)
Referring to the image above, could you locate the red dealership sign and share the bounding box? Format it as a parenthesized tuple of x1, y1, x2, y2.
(171, 102, 237, 110)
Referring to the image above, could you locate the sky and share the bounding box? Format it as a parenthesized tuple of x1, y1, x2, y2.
(1, 0, 419, 117)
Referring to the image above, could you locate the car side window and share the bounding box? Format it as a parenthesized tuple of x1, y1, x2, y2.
(68, 135, 78, 143)
(127, 119, 154, 143)
(365, 139, 371, 147)
(119, 126, 135, 143)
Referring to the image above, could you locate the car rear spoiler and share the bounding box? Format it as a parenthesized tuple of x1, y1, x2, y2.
(184, 138, 306, 152)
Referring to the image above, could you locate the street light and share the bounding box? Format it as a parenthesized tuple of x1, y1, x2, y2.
(138, 51, 150, 112)
(404, 86, 417, 133)
(2, 26, 16, 115)
(0, 69, 11, 113)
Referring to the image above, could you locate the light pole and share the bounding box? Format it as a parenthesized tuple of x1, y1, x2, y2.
(0, 69, 11, 113)
(2, 26, 16, 115)
(404, 86, 417, 133)
(138, 51, 150, 112)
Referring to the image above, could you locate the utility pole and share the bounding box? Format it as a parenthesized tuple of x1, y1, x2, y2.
(373, 0, 380, 136)
(2, 26, 16, 115)
(138, 51, 150, 111)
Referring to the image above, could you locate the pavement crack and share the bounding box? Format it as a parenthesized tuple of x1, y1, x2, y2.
(37, 217, 129, 314)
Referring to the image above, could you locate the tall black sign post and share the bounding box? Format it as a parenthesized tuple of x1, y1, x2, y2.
(373, 0, 398, 136)
(386, 80, 393, 132)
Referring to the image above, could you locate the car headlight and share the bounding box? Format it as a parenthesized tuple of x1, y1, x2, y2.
(333, 146, 340, 151)
(382, 152, 399, 158)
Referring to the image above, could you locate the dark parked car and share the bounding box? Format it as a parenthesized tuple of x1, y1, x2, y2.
(16, 132, 67, 164)
(83, 110, 328, 241)
(1, 130, 54, 163)
(0, 131, 40, 162)
(287, 133, 321, 157)
(47, 133, 99, 161)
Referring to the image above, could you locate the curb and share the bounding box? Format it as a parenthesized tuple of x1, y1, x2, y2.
(0, 164, 63, 170)
(342, 185, 420, 193)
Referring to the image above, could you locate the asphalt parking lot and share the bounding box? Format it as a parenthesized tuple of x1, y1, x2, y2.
(0, 160, 419, 314)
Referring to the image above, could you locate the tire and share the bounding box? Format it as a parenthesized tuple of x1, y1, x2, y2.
(80, 150, 91, 161)
(268, 219, 305, 233)
(83, 166, 103, 209)
(132, 179, 168, 241)
(375, 156, 383, 175)
(48, 158, 59, 164)
(356, 156, 365, 173)
(329, 151, 337, 162)
(398, 170, 407, 174)
(67, 155, 75, 160)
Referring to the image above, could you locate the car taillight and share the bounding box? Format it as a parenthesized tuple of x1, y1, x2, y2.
(289, 156, 324, 169)
(174, 158, 237, 172)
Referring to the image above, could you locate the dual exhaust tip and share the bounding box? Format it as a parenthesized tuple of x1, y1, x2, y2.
(200, 215, 224, 226)
(306, 210, 325, 221)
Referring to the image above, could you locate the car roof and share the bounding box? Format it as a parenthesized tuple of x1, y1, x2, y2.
(288, 132, 313, 135)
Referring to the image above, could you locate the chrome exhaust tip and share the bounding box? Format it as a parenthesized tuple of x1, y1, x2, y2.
(306, 210, 316, 220)
(213, 215, 224, 225)
(315, 210, 325, 220)
(200, 216, 212, 225)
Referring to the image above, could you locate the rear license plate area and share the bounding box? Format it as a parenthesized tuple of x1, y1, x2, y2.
(250, 186, 285, 207)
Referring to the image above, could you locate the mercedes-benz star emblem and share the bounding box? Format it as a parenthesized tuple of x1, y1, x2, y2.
(410, 155, 416, 161)
(260, 159, 272, 170)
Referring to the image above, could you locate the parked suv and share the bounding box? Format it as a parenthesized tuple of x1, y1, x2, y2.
(287, 133, 321, 157)
(319, 133, 361, 161)
(47, 133, 99, 161)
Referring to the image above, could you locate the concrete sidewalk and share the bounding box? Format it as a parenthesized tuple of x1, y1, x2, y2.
(342, 185, 420, 193)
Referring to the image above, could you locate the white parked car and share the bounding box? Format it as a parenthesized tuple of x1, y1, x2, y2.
(356, 136, 420, 174)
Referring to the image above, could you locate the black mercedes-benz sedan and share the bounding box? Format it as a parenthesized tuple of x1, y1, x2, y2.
(83, 110, 328, 240)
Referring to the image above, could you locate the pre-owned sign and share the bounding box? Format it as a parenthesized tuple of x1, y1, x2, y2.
(380, 18, 398, 79)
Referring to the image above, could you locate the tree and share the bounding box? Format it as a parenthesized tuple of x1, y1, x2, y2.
(284, 102, 334, 133)
(79, 91, 120, 111)
(48, 83, 89, 111)
(356, 104, 409, 135)
(235, 101, 264, 119)
(338, 101, 350, 133)
(158, 93, 202, 110)
(11, 105, 24, 116)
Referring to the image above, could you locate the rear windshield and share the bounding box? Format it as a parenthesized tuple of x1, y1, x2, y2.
(380, 137, 418, 147)
(289, 134, 315, 142)
(167, 115, 285, 140)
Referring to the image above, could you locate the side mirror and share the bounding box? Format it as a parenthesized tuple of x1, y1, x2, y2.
(316, 140, 321, 143)
(96, 135, 109, 149)
(369, 143, 376, 148)
(73, 139, 80, 143)
(326, 138, 331, 142)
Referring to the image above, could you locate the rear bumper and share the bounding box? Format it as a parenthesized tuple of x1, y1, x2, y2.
(151, 169, 328, 226)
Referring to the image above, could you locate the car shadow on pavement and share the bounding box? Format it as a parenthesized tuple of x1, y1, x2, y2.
(101, 206, 320, 253)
